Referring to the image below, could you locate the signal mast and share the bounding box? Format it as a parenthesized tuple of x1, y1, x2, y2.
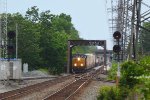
(0, 0, 7, 59)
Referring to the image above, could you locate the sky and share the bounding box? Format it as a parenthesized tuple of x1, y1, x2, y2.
(6, 0, 112, 49)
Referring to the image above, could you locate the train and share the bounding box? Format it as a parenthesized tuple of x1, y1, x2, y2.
(72, 53, 99, 73)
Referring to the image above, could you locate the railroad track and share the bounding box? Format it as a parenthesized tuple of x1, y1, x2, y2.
(0, 66, 103, 100)
(21, 76, 57, 80)
(43, 78, 90, 100)
(0, 75, 74, 100)
(43, 66, 102, 100)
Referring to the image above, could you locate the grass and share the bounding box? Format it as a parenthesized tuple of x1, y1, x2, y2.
(38, 68, 49, 74)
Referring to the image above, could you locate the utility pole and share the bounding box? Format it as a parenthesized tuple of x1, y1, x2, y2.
(135, 0, 142, 60)
(0, 15, 1, 58)
(129, 0, 142, 60)
(129, 0, 136, 60)
(16, 23, 18, 59)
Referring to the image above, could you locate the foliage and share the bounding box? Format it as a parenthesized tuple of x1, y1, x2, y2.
(107, 62, 118, 80)
(72, 46, 97, 54)
(3, 6, 72, 73)
(6, 12, 42, 70)
(97, 86, 127, 100)
(138, 56, 150, 99)
(4, 6, 97, 74)
(106, 56, 150, 99)
(118, 57, 150, 99)
(139, 56, 150, 75)
(38, 68, 49, 73)
(140, 22, 150, 54)
(120, 61, 143, 88)
(137, 79, 150, 100)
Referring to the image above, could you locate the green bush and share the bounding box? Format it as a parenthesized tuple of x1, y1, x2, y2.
(38, 68, 49, 73)
(139, 56, 150, 75)
(97, 86, 123, 100)
(120, 61, 143, 88)
(107, 62, 118, 80)
(48, 66, 64, 75)
(138, 56, 150, 99)
(142, 80, 150, 99)
(104, 56, 150, 99)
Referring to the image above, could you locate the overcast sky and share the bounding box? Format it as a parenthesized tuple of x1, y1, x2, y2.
(5, 0, 113, 49)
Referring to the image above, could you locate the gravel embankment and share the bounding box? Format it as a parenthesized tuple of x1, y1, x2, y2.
(77, 81, 115, 100)
(0, 78, 53, 93)
(17, 77, 75, 100)
(74, 74, 115, 100)
(0, 70, 60, 93)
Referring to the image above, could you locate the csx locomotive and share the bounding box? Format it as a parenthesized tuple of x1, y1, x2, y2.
(72, 54, 96, 73)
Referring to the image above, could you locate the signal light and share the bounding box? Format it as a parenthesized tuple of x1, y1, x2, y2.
(7, 31, 16, 39)
(7, 45, 15, 54)
(113, 31, 121, 39)
(7, 31, 16, 58)
(113, 31, 121, 53)
(113, 45, 121, 53)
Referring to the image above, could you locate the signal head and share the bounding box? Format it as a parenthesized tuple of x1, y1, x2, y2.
(7, 45, 15, 54)
(113, 31, 121, 39)
(7, 31, 16, 39)
(113, 45, 121, 53)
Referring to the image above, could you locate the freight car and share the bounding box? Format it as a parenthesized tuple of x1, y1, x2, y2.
(72, 54, 96, 73)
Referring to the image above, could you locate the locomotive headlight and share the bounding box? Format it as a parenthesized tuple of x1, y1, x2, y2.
(77, 57, 81, 61)
(80, 63, 83, 66)
(74, 63, 77, 66)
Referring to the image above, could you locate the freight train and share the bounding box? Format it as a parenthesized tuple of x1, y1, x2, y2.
(72, 53, 98, 73)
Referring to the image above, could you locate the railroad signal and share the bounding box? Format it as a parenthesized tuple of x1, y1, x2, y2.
(113, 31, 121, 40)
(7, 31, 16, 58)
(113, 31, 121, 86)
(113, 45, 121, 53)
(7, 31, 16, 39)
(7, 45, 15, 54)
(113, 31, 121, 53)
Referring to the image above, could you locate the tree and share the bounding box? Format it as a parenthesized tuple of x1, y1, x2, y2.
(5, 6, 87, 74)
(25, 6, 39, 23)
(120, 61, 143, 88)
(6, 13, 41, 70)
(141, 22, 150, 54)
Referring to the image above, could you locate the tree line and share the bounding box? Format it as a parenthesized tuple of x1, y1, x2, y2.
(2, 6, 97, 74)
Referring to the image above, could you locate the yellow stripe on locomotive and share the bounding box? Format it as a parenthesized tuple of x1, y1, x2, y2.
(72, 57, 86, 67)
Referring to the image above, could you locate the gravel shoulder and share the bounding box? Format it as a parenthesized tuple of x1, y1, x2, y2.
(76, 74, 115, 100)
(0, 78, 53, 93)
(77, 80, 115, 100)
(0, 70, 65, 93)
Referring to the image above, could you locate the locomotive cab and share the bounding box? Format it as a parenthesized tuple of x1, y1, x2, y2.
(72, 53, 97, 73)
(72, 54, 86, 73)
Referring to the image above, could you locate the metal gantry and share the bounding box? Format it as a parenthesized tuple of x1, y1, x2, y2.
(107, 0, 150, 61)
(67, 40, 107, 73)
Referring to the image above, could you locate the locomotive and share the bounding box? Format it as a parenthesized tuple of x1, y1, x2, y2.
(72, 54, 96, 73)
